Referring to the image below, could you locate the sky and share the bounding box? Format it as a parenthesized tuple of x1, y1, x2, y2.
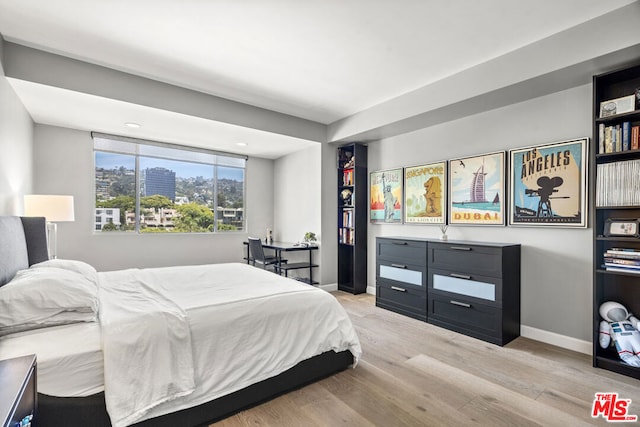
(96, 152, 244, 181)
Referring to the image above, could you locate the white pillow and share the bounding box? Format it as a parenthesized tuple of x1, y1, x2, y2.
(30, 259, 98, 284)
(0, 267, 98, 336)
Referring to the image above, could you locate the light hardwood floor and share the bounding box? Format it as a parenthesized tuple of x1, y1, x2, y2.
(213, 292, 640, 426)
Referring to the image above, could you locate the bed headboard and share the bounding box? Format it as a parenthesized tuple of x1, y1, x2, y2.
(0, 216, 49, 287)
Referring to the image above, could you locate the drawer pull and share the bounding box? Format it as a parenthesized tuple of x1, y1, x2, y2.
(392, 241, 408, 245)
(391, 286, 407, 292)
(450, 246, 472, 251)
(450, 300, 471, 308)
(450, 273, 471, 280)
(391, 263, 407, 269)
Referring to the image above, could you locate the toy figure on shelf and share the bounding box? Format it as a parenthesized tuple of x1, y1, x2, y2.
(599, 301, 640, 367)
(344, 155, 355, 168)
(341, 189, 353, 206)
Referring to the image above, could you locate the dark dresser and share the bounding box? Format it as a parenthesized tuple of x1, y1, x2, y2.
(0, 354, 37, 427)
(376, 237, 521, 346)
(427, 241, 521, 346)
(375, 237, 428, 321)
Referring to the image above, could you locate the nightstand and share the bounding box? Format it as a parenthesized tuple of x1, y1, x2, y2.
(0, 355, 37, 427)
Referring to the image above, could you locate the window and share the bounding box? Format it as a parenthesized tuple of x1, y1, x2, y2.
(93, 133, 246, 233)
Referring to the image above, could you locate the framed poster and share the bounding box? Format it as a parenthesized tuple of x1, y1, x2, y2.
(509, 138, 588, 227)
(370, 168, 403, 223)
(448, 151, 505, 225)
(404, 162, 446, 224)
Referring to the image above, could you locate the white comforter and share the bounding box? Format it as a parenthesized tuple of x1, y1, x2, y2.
(98, 263, 361, 427)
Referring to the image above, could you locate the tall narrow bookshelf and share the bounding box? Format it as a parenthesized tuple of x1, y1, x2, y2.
(337, 143, 367, 294)
(593, 62, 640, 380)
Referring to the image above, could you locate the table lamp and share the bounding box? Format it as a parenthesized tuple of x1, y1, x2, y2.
(24, 195, 75, 259)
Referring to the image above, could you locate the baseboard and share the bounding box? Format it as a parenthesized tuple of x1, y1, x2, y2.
(322, 283, 373, 294)
(319, 283, 337, 292)
(520, 325, 592, 355)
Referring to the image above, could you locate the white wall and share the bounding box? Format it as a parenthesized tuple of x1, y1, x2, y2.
(0, 66, 33, 214)
(362, 84, 593, 347)
(32, 124, 275, 271)
(320, 142, 338, 285)
(274, 145, 321, 243)
(273, 144, 322, 281)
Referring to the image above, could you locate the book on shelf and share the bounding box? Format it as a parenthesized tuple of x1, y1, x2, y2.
(633, 125, 640, 150)
(604, 257, 640, 266)
(342, 209, 354, 228)
(604, 265, 640, 274)
(606, 247, 640, 253)
(623, 121, 631, 151)
(605, 253, 640, 261)
(342, 169, 354, 186)
(339, 227, 355, 245)
(605, 248, 640, 256)
(596, 159, 640, 206)
(599, 122, 636, 154)
(605, 126, 612, 153)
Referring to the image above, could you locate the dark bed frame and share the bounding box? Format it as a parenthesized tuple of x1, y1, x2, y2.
(0, 216, 353, 427)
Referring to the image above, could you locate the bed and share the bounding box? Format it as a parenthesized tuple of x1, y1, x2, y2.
(0, 216, 361, 426)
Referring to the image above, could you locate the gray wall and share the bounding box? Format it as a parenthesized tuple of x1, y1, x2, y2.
(320, 142, 338, 285)
(32, 124, 275, 272)
(274, 144, 321, 244)
(273, 144, 324, 282)
(361, 84, 593, 347)
(0, 47, 33, 215)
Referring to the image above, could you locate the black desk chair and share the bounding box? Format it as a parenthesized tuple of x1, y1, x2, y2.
(247, 237, 287, 274)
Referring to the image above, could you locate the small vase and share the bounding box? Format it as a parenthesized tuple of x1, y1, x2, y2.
(440, 234, 448, 241)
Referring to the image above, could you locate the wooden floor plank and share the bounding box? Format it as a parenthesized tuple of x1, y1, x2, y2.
(406, 353, 593, 426)
(322, 361, 469, 426)
(211, 292, 640, 426)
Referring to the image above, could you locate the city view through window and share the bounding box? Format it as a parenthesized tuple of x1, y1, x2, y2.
(94, 137, 245, 233)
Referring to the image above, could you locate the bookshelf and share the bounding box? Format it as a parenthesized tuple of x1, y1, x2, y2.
(337, 143, 368, 294)
(593, 62, 640, 380)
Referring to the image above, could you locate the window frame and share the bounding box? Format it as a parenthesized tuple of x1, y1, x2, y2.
(92, 132, 247, 234)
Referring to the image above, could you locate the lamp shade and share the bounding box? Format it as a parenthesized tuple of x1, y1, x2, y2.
(24, 195, 75, 222)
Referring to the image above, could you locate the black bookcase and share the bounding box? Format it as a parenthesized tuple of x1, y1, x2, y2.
(337, 143, 368, 294)
(592, 62, 640, 380)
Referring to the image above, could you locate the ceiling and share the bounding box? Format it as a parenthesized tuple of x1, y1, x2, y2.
(0, 0, 636, 158)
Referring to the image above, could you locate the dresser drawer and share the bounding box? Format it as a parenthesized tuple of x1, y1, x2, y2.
(429, 268, 502, 306)
(428, 242, 504, 277)
(428, 290, 503, 344)
(377, 259, 427, 290)
(376, 281, 427, 321)
(377, 238, 427, 265)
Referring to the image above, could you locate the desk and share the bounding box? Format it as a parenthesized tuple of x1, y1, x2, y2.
(244, 241, 319, 285)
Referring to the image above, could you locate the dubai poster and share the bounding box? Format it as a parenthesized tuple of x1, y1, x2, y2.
(509, 138, 588, 227)
(404, 162, 446, 224)
(448, 151, 505, 225)
(370, 168, 403, 223)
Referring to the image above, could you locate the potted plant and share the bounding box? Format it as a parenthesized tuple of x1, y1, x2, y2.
(304, 232, 318, 246)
